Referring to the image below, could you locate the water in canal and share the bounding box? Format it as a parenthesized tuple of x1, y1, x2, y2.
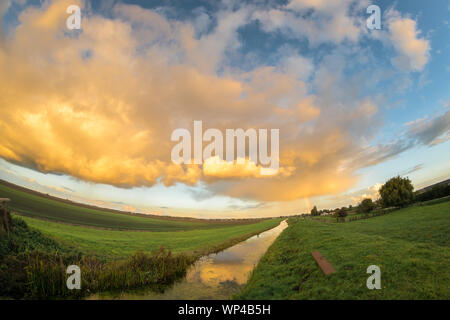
(90, 220, 287, 300)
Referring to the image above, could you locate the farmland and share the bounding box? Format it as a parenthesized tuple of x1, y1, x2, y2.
(0, 181, 282, 299)
(237, 199, 450, 300)
(0, 181, 282, 259)
(18, 215, 281, 259)
(0, 181, 262, 231)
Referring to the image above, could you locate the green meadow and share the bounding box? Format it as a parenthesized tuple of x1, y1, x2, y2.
(17, 215, 281, 259)
(0, 182, 282, 298)
(2, 180, 449, 300)
(0, 182, 281, 260)
(237, 200, 450, 300)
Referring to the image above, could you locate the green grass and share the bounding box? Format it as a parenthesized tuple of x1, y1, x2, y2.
(1, 210, 281, 299)
(236, 200, 450, 300)
(0, 216, 68, 261)
(0, 183, 257, 231)
(18, 215, 282, 259)
(0, 215, 196, 299)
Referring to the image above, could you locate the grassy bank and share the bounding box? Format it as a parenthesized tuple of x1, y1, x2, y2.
(0, 215, 194, 299)
(18, 215, 281, 259)
(236, 199, 450, 299)
(2, 247, 193, 299)
(0, 182, 282, 299)
(1, 213, 281, 299)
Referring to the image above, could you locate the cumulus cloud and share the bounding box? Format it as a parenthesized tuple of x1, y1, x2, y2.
(0, 0, 440, 203)
(349, 183, 382, 203)
(385, 9, 430, 71)
(253, 0, 368, 45)
(204, 156, 269, 179)
(0, 1, 11, 18)
(276, 47, 314, 81)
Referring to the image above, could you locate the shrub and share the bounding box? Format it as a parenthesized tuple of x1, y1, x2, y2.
(334, 208, 348, 222)
(0, 253, 29, 299)
(311, 206, 319, 216)
(1, 247, 194, 299)
(379, 176, 414, 207)
(358, 198, 375, 213)
(336, 208, 348, 218)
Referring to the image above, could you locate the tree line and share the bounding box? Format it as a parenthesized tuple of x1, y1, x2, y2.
(309, 176, 450, 219)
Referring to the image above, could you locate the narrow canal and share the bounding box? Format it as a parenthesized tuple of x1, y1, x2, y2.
(90, 220, 288, 300)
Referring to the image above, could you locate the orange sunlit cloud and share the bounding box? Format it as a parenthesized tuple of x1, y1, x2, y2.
(0, 0, 440, 205)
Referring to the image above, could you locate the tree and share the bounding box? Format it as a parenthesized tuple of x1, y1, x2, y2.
(358, 198, 375, 213)
(334, 207, 347, 222)
(311, 206, 319, 216)
(336, 208, 348, 218)
(379, 176, 414, 207)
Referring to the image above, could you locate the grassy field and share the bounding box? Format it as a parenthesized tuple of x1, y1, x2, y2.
(18, 215, 282, 259)
(236, 200, 450, 300)
(1, 216, 197, 299)
(0, 182, 282, 299)
(0, 182, 259, 231)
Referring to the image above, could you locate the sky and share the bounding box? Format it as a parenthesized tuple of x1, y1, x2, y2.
(0, 0, 449, 218)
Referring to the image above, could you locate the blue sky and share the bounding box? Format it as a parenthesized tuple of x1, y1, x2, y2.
(0, 0, 448, 218)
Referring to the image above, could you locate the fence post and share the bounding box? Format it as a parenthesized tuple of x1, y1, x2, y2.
(0, 198, 11, 234)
